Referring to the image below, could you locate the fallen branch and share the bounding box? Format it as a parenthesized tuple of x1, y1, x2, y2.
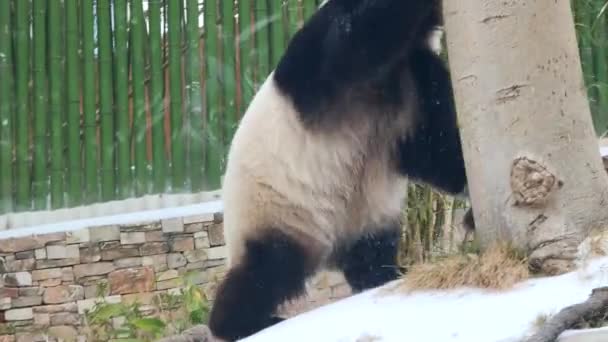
(524, 286, 608, 342)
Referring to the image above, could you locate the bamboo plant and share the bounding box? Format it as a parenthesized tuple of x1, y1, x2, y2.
(238, 0, 255, 108)
(168, 0, 185, 191)
(186, 0, 204, 192)
(255, 0, 271, 87)
(270, 0, 286, 66)
(148, 0, 167, 194)
(205, 0, 223, 189)
(113, 0, 131, 199)
(131, 0, 149, 196)
(303, 0, 317, 21)
(65, 0, 82, 207)
(32, 0, 48, 210)
(98, 0, 116, 201)
(48, 0, 65, 209)
(591, 0, 608, 136)
(14, 0, 31, 210)
(0, 0, 14, 212)
(82, 0, 98, 203)
(222, 0, 237, 145)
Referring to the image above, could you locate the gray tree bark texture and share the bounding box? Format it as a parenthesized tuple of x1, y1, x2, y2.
(442, 0, 608, 274)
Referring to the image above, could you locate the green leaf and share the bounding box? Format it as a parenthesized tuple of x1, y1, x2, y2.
(131, 317, 167, 333)
(88, 303, 125, 322)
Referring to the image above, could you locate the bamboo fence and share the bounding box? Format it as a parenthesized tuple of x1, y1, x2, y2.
(0, 0, 324, 214)
(0, 0, 606, 217)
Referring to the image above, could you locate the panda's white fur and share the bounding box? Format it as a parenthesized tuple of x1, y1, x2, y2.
(209, 1, 473, 341)
(222, 73, 417, 268)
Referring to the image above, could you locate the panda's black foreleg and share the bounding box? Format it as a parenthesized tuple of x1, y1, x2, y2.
(398, 48, 468, 196)
(337, 226, 401, 293)
(208, 229, 316, 341)
(399, 47, 478, 234)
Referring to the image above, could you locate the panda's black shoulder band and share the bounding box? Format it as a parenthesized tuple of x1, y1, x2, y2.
(274, 0, 440, 118)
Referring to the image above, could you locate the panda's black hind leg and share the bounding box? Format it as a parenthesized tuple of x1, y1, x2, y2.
(337, 226, 402, 293)
(208, 229, 317, 342)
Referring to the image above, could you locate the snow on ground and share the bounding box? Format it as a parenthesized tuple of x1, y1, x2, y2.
(601, 145, 608, 158)
(241, 256, 608, 342)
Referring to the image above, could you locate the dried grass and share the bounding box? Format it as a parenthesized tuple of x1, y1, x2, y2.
(395, 243, 530, 292)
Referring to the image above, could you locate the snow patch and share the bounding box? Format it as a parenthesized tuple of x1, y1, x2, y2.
(601, 145, 608, 158)
(241, 256, 608, 342)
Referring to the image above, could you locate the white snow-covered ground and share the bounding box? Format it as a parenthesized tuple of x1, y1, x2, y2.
(241, 256, 608, 342)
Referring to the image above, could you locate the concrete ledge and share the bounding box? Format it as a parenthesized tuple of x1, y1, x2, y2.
(0, 191, 222, 232)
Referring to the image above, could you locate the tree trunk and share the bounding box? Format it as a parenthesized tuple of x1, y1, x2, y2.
(442, 0, 608, 274)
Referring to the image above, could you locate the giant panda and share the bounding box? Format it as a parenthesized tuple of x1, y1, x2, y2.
(208, 0, 475, 341)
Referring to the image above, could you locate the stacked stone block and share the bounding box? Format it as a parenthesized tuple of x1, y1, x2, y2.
(0, 211, 351, 342)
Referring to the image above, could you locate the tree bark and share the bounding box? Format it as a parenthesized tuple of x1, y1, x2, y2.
(525, 287, 608, 342)
(442, 0, 608, 274)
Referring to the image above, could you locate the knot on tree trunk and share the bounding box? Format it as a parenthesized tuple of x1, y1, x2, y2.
(510, 156, 562, 207)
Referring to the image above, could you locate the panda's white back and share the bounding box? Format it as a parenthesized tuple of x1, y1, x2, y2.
(221, 74, 409, 267)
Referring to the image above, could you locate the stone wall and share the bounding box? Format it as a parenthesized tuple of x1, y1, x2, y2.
(0, 211, 351, 342)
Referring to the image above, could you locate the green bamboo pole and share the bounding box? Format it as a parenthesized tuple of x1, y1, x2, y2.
(98, 0, 115, 201)
(186, 0, 204, 192)
(82, 0, 98, 203)
(65, 0, 82, 207)
(48, 0, 65, 209)
(287, 0, 300, 37)
(14, 0, 31, 211)
(255, 0, 271, 87)
(131, 0, 148, 196)
(205, 0, 223, 189)
(0, 0, 14, 212)
(575, 1, 598, 130)
(269, 0, 286, 66)
(32, 0, 48, 210)
(591, 0, 608, 135)
(113, 0, 130, 199)
(169, 0, 185, 192)
(222, 0, 237, 145)
(182, 1, 193, 190)
(576, 1, 594, 83)
(303, 0, 316, 20)
(239, 0, 255, 108)
(148, 0, 166, 194)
